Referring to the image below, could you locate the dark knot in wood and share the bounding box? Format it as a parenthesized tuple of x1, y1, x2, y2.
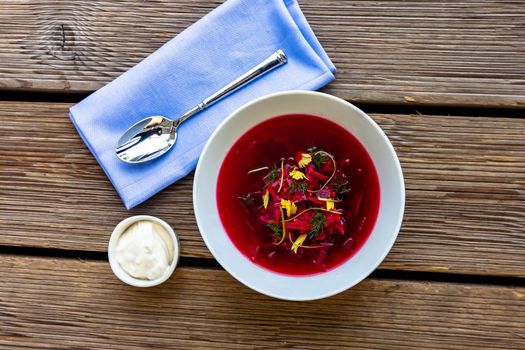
(48, 23, 76, 61)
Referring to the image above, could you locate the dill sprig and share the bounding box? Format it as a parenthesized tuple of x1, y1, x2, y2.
(263, 164, 279, 188)
(308, 147, 327, 169)
(266, 223, 282, 238)
(297, 181, 308, 193)
(313, 153, 327, 169)
(288, 181, 297, 195)
(333, 175, 350, 197)
(239, 193, 255, 207)
(308, 211, 326, 238)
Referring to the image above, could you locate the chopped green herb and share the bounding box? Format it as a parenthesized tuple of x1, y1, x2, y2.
(288, 181, 297, 194)
(333, 175, 350, 197)
(307, 147, 327, 169)
(297, 181, 308, 193)
(308, 211, 326, 238)
(239, 194, 255, 207)
(266, 223, 282, 238)
(263, 164, 279, 188)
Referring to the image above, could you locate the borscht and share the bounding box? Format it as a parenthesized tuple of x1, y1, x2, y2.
(216, 114, 380, 276)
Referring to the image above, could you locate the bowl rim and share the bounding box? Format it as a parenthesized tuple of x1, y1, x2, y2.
(193, 90, 405, 300)
(108, 215, 180, 287)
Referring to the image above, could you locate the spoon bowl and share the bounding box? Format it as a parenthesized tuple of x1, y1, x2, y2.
(116, 116, 176, 163)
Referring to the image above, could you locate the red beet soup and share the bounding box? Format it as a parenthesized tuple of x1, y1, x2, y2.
(216, 114, 380, 276)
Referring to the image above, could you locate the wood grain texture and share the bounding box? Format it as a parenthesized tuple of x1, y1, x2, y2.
(0, 0, 525, 107)
(1, 101, 524, 276)
(0, 255, 523, 349)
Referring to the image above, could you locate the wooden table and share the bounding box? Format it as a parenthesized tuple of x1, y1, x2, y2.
(1, 1, 524, 348)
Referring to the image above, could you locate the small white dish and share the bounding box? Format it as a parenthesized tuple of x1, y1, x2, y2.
(108, 215, 179, 287)
(193, 91, 405, 301)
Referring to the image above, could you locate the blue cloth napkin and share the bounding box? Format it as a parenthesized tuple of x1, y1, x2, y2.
(70, 0, 336, 209)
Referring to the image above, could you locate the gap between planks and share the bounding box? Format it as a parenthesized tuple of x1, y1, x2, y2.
(0, 247, 523, 289)
(2, 90, 525, 119)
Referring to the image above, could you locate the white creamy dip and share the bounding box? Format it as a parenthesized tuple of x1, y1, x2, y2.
(115, 220, 174, 280)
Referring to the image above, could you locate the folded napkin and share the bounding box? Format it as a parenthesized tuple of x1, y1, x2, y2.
(70, 0, 336, 209)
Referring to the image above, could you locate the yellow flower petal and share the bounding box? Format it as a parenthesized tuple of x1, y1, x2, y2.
(291, 202, 297, 215)
(298, 153, 312, 168)
(263, 190, 269, 209)
(317, 196, 336, 211)
(280, 199, 297, 217)
(290, 168, 308, 180)
(292, 233, 308, 254)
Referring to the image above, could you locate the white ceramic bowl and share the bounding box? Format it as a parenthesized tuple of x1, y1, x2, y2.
(108, 215, 180, 287)
(193, 91, 404, 301)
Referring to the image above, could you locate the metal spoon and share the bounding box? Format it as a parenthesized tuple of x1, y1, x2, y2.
(116, 50, 287, 163)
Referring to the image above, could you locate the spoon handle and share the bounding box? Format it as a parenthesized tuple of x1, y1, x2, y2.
(176, 50, 287, 126)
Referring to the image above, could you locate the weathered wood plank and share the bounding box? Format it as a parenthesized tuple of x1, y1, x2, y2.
(1, 0, 525, 107)
(0, 101, 524, 276)
(0, 255, 523, 349)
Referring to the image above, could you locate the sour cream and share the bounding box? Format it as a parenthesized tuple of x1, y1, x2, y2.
(115, 220, 174, 280)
